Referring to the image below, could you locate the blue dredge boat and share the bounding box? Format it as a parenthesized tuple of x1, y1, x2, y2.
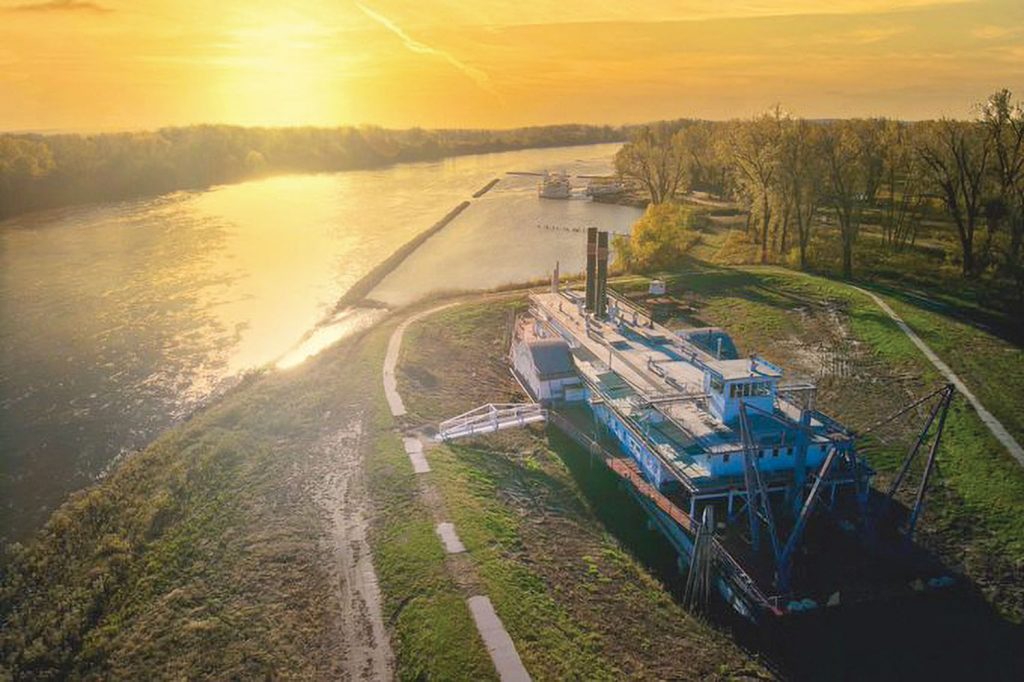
(502, 228, 955, 620)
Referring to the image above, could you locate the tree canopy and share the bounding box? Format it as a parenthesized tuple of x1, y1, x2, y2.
(0, 123, 627, 221)
(616, 203, 699, 272)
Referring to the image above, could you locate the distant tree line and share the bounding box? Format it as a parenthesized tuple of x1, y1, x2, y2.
(0, 123, 627, 221)
(615, 90, 1024, 299)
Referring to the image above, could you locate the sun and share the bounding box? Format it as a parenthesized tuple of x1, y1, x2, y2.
(213, 18, 353, 127)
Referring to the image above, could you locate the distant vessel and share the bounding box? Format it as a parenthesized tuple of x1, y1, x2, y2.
(538, 171, 572, 199)
(585, 177, 624, 197)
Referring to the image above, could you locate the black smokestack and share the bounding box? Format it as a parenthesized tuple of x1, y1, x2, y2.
(585, 227, 597, 312)
(596, 230, 609, 318)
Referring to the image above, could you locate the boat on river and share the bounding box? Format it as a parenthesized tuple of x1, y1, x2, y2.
(538, 171, 572, 199)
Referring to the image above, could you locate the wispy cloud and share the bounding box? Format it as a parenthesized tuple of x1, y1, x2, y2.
(5, 0, 111, 13)
(971, 25, 1020, 41)
(355, 1, 495, 94)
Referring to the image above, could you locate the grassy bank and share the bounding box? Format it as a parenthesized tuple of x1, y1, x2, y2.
(0, 312, 491, 680)
(1, 341, 366, 677)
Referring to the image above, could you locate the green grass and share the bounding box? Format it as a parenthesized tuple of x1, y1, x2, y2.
(884, 297, 1024, 448)
(361, 354, 495, 681)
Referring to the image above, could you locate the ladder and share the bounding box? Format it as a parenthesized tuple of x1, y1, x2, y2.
(436, 403, 547, 441)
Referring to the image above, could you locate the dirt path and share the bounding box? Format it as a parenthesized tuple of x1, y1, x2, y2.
(312, 421, 396, 681)
(383, 303, 459, 417)
(383, 302, 533, 682)
(854, 285, 1024, 468)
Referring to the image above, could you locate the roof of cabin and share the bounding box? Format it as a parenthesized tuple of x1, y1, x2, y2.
(527, 339, 575, 379)
(712, 358, 784, 381)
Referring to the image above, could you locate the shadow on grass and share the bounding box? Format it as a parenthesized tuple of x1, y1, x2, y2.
(541, 424, 1024, 680)
(639, 256, 1024, 348)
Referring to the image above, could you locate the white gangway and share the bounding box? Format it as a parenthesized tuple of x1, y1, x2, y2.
(436, 403, 547, 442)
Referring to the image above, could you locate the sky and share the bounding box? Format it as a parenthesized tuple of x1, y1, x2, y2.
(1, 0, 1022, 132)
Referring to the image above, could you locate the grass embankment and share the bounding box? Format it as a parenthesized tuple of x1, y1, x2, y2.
(0, 314, 491, 679)
(615, 265, 1024, 621)
(396, 303, 769, 680)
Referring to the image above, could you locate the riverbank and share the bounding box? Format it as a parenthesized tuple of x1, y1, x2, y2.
(335, 201, 470, 309)
(0, 128, 626, 223)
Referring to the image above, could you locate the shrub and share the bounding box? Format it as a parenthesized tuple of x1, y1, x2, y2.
(619, 203, 700, 272)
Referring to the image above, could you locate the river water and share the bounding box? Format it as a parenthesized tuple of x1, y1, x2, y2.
(0, 142, 640, 541)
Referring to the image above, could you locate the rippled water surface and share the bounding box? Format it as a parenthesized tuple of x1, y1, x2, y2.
(0, 142, 639, 540)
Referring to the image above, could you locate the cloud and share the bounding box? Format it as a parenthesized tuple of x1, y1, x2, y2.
(971, 25, 1020, 41)
(355, 2, 495, 94)
(5, 0, 111, 12)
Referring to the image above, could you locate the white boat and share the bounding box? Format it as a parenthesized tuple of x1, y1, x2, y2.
(538, 171, 572, 199)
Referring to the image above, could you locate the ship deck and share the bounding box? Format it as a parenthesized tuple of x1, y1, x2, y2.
(531, 290, 844, 493)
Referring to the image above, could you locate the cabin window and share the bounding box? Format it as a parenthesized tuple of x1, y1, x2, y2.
(711, 376, 724, 394)
(752, 382, 771, 396)
(757, 449, 765, 459)
(787, 446, 794, 456)
(723, 453, 730, 463)
(772, 447, 779, 458)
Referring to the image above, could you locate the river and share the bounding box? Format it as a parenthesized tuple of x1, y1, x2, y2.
(0, 142, 641, 541)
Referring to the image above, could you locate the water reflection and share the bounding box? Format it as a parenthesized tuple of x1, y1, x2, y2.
(276, 308, 387, 370)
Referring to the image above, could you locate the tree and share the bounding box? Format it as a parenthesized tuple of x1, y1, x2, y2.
(615, 123, 689, 204)
(980, 89, 1024, 297)
(620, 203, 699, 271)
(822, 120, 872, 279)
(677, 121, 729, 197)
(780, 119, 825, 269)
(0, 137, 55, 216)
(879, 120, 925, 252)
(725, 108, 785, 264)
(917, 119, 992, 277)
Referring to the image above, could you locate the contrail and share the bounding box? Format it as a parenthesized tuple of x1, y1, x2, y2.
(355, 2, 496, 94)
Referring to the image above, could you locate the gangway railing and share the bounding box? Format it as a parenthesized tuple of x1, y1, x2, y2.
(436, 403, 547, 442)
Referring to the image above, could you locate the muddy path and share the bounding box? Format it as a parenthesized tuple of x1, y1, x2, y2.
(310, 419, 395, 681)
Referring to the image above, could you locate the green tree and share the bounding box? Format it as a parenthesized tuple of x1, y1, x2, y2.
(620, 203, 698, 271)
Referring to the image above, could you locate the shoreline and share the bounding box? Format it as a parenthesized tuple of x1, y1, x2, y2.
(0, 140, 623, 225)
(333, 201, 471, 311)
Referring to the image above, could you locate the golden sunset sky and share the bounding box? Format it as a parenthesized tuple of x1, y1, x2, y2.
(1, 0, 1022, 132)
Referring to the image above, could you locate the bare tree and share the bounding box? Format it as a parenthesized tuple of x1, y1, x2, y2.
(615, 123, 689, 204)
(858, 118, 888, 207)
(880, 120, 925, 251)
(822, 120, 873, 279)
(980, 89, 1024, 297)
(780, 119, 825, 269)
(725, 108, 785, 264)
(917, 119, 992, 277)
